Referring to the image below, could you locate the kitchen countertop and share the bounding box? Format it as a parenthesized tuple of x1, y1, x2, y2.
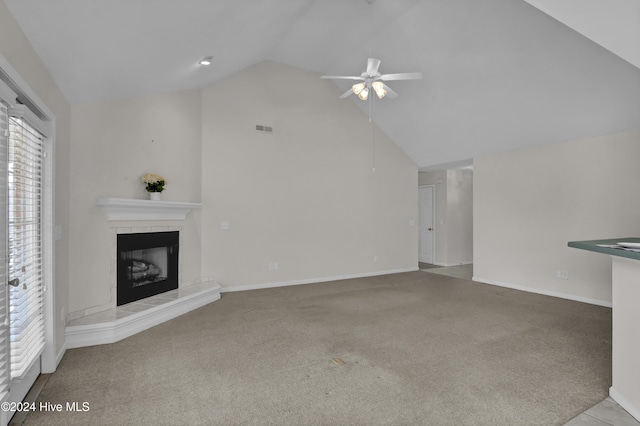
(568, 237, 640, 261)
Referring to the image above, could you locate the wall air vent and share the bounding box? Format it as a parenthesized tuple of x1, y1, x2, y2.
(255, 124, 273, 134)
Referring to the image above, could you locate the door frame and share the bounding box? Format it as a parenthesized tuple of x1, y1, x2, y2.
(0, 54, 57, 387)
(418, 185, 435, 265)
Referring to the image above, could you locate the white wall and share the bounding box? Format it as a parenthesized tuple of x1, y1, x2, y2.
(201, 61, 418, 289)
(0, 2, 71, 359)
(66, 60, 418, 309)
(474, 130, 640, 305)
(69, 90, 202, 316)
(418, 169, 473, 266)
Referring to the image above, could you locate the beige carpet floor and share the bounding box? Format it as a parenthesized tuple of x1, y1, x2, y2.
(23, 271, 611, 425)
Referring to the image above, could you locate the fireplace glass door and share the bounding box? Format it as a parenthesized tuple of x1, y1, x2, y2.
(117, 231, 179, 306)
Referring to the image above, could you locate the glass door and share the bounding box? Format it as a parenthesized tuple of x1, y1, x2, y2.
(4, 112, 46, 420)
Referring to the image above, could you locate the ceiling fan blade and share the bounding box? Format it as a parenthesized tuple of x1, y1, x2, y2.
(380, 72, 423, 81)
(339, 88, 354, 99)
(383, 83, 398, 99)
(367, 58, 381, 75)
(321, 75, 363, 80)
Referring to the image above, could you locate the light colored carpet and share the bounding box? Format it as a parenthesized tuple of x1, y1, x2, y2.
(23, 271, 611, 425)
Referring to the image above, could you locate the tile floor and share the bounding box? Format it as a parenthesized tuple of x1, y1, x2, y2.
(418, 261, 440, 270)
(564, 398, 639, 426)
(420, 263, 474, 280)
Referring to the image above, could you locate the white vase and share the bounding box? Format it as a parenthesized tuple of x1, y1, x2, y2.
(149, 192, 162, 201)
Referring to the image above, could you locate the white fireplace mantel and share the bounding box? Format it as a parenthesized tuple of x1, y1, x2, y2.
(96, 197, 202, 221)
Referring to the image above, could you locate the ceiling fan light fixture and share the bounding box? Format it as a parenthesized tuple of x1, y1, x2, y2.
(323, 58, 422, 100)
(352, 82, 365, 95)
(372, 81, 386, 99)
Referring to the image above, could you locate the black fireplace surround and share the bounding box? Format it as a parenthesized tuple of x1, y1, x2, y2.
(117, 231, 179, 306)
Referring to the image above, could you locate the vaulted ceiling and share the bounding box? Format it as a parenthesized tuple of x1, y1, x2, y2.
(4, 0, 640, 169)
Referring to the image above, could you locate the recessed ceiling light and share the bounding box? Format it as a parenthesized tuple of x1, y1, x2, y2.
(199, 56, 213, 66)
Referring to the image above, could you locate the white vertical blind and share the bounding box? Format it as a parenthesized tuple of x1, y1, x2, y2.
(0, 102, 10, 401)
(7, 113, 45, 379)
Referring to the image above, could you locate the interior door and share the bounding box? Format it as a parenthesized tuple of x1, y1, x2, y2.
(419, 186, 434, 264)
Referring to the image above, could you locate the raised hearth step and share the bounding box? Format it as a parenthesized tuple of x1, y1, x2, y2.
(65, 281, 221, 348)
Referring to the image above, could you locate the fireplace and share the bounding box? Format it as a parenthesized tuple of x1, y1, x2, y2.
(117, 231, 179, 306)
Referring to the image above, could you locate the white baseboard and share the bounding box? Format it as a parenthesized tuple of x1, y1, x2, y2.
(40, 340, 67, 374)
(65, 282, 221, 348)
(472, 276, 612, 307)
(610, 386, 640, 422)
(55, 342, 66, 369)
(220, 267, 419, 293)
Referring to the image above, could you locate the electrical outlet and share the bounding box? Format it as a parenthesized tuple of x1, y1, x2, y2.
(220, 222, 230, 230)
(269, 262, 279, 270)
(374, 255, 378, 262)
(555, 270, 562, 278)
(561, 270, 569, 280)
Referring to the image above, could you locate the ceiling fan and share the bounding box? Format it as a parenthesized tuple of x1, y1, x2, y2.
(321, 57, 423, 100)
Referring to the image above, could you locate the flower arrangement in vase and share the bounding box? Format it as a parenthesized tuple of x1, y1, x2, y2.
(141, 173, 166, 200)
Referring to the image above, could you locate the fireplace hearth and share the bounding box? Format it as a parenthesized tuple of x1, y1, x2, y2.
(117, 231, 179, 306)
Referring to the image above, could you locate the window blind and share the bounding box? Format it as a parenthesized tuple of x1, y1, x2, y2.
(0, 102, 10, 401)
(7, 113, 45, 379)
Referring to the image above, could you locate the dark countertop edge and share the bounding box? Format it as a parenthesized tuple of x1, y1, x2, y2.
(568, 237, 640, 261)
